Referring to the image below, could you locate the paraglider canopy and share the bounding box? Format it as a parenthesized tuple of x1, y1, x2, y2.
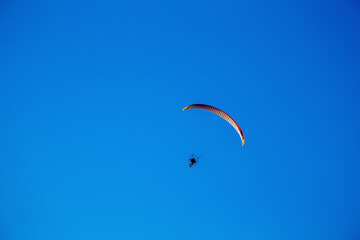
(183, 104, 245, 146)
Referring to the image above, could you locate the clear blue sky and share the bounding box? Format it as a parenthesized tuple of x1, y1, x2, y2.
(1, 0, 360, 239)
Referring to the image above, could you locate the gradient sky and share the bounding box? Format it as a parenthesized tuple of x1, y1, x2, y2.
(1, 0, 360, 239)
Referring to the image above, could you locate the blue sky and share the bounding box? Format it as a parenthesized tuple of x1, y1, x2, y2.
(1, 0, 360, 239)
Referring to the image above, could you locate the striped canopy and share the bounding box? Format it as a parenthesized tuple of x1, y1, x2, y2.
(183, 104, 245, 146)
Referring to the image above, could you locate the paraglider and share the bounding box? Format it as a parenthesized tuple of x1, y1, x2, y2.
(183, 104, 245, 168)
(188, 154, 199, 167)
